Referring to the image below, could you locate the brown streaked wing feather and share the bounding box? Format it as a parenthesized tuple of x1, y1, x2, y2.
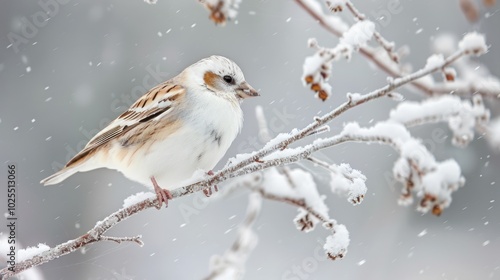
(65, 125, 136, 167)
(125, 83, 182, 113)
(65, 82, 186, 168)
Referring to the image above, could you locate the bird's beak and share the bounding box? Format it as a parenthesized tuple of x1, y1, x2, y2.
(236, 82, 260, 99)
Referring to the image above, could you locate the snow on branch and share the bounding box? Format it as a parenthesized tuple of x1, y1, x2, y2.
(324, 224, 349, 260)
(256, 120, 465, 216)
(298, 0, 499, 150)
(0, 235, 45, 280)
(308, 157, 367, 205)
(338, 122, 465, 216)
(242, 167, 349, 260)
(343, 0, 399, 63)
(389, 95, 490, 147)
(303, 20, 375, 101)
(458, 32, 488, 55)
(0, 33, 489, 278)
(296, 0, 500, 99)
(431, 33, 500, 99)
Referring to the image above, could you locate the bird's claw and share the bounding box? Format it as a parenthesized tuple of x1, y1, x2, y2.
(151, 176, 173, 209)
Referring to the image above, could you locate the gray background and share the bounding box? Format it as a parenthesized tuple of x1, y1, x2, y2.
(1, 0, 500, 279)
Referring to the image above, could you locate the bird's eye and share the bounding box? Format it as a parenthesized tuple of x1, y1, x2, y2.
(223, 75, 234, 84)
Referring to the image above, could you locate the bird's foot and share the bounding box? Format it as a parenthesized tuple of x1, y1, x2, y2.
(203, 170, 219, 197)
(151, 176, 173, 209)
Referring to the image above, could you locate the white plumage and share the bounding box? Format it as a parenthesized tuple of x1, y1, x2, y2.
(41, 55, 259, 207)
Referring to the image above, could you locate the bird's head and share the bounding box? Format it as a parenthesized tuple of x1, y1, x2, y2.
(185, 55, 260, 102)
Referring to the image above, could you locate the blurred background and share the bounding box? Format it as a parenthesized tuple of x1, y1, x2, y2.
(1, 0, 500, 279)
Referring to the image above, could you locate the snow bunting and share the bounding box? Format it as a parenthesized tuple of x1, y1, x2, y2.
(41, 55, 259, 208)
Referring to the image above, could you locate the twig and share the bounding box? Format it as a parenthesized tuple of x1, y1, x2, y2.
(344, 0, 398, 63)
(307, 156, 355, 183)
(99, 235, 144, 246)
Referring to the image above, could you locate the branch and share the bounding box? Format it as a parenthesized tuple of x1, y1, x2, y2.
(388, 94, 490, 147)
(0, 199, 156, 278)
(99, 235, 144, 246)
(0, 48, 470, 279)
(296, 0, 500, 99)
(344, 0, 399, 63)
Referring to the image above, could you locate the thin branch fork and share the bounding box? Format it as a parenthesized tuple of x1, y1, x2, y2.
(344, 0, 398, 62)
(0, 49, 468, 279)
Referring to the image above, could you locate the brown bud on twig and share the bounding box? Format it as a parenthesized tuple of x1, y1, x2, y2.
(318, 90, 329, 102)
(294, 212, 315, 232)
(198, 0, 239, 26)
(432, 205, 443, 216)
(442, 67, 457, 82)
(326, 1, 343, 12)
(460, 0, 479, 22)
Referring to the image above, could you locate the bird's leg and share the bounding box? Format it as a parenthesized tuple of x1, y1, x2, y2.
(203, 170, 219, 197)
(151, 176, 173, 209)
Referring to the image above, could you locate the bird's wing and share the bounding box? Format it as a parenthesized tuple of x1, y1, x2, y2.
(65, 82, 186, 168)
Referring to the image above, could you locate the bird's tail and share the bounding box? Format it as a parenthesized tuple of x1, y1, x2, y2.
(40, 165, 82, 186)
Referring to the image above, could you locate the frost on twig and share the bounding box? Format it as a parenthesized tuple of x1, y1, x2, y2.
(255, 109, 330, 231)
(303, 21, 375, 101)
(0, 235, 45, 280)
(251, 167, 349, 259)
(198, 0, 242, 25)
(324, 224, 349, 260)
(430, 33, 500, 100)
(458, 32, 488, 56)
(343, 0, 399, 63)
(283, 121, 465, 216)
(308, 157, 367, 205)
(17, 244, 50, 263)
(389, 95, 490, 147)
(335, 122, 465, 216)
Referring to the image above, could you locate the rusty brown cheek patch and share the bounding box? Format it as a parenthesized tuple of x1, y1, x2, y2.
(203, 71, 219, 90)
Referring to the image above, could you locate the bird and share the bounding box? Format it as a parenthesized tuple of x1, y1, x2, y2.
(41, 55, 259, 208)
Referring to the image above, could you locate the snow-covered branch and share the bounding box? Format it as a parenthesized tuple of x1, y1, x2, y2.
(0, 41, 480, 278)
(389, 94, 490, 147)
(296, 0, 500, 99)
(343, 0, 399, 63)
(6, 0, 500, 274)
